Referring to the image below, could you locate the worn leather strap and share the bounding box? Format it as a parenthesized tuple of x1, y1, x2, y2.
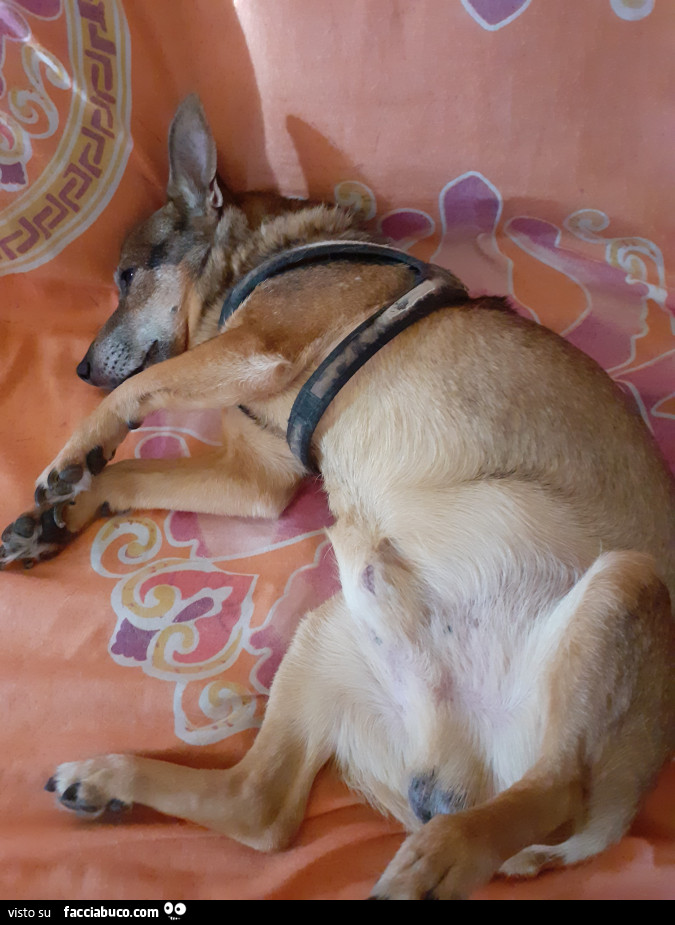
(287, 261, 467, 470)
(218, 240, 467, 471)
(219, 239, 463, 326)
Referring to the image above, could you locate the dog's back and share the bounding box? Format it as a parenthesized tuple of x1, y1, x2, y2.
(319, 301, 674, 588)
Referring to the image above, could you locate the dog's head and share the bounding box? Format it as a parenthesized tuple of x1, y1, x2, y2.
(77, 95, 232, 390)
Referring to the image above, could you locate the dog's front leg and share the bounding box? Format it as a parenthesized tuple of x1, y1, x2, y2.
(34, 328, 295, 506)
(66, 408, 303, 524)
(0, 441, 303, 568)
(46, 599, 337, 851)
(1, 333, 298, 567)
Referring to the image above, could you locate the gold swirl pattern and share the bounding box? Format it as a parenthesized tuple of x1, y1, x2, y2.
(334, 179, 377, 221)
(0, 0, 132, 274)
(91, 516, 163, 578)
(175, 680, 261, 745)
(89, 494, 335, 743)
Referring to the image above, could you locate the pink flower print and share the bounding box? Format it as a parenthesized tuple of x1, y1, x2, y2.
(616, 351, 675, 472)
(380, 209, 435, 251)
(506, 216, 649, 371)
(110, 562, 256, 676)
(461, 0, 532, 31)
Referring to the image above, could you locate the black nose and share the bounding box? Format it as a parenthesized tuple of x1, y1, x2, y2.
(76, 357, 91, 382)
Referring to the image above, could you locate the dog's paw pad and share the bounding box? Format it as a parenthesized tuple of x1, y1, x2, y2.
(0, 504, 74, 569)
(48, 465, 83, 497)
(86, 446, 107, 476)
(13, 515, 37, 538)
(58, 781, 105, 817)
(47, 756, 134, 820)
(58, 782, 127, 816)
(36, 462, 93, 505)
(56, 464, 84, 485)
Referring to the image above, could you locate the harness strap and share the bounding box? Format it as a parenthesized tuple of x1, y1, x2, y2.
(218, 240, 467, 472)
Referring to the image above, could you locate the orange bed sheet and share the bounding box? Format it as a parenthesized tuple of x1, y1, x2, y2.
(1, 0, 674, 900)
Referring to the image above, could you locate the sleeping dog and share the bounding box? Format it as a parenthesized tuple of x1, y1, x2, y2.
(2, 96, 674, 899)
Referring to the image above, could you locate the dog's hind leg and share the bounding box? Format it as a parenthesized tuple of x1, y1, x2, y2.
(370, 551, 675, 899)
(46, 596, 341, 851)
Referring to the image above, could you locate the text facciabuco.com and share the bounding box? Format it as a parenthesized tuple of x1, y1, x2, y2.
(8, 909, 160, 919)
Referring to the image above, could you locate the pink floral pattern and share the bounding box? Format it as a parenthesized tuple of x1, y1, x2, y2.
(461, 0, 532, 31)
(91, 411, 338, 743)
(376, 176, 673, 471)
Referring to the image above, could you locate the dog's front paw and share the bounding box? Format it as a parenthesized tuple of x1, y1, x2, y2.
(0, 503, 75, 569)
(46, 756, 134, 818)
(370, 816, 495, 900)
(33, 448, 110, 506)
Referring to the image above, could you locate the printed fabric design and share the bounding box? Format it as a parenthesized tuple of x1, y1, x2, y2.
(90, 411, 339, 745)
(459, 0, 653, 30)
(0, 0, 132, 275)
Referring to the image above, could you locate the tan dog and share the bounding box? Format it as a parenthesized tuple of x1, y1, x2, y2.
(2, 96, 674, 900)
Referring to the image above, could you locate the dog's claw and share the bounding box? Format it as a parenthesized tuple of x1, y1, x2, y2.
(39, 506, 71, 544)
(34, 485, 47, 506)
(44, 777, 57, 793)
(51, 503, 68, 530)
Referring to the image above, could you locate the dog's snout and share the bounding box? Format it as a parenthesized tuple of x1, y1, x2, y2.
(76, 357, 92, 383)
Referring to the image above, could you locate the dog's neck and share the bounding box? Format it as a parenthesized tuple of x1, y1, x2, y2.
(188, 203, 367, 347)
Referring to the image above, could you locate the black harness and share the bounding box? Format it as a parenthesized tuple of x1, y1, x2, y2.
(218, 240, 468, 472)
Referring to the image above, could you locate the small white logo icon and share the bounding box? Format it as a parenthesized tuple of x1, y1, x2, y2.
(164, 902, 186, 920)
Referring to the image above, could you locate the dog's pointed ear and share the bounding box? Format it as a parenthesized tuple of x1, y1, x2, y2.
(167, 95, 224, 216)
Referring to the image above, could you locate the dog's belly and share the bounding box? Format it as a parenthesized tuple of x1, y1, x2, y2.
(324, 592, 570, 829)
(324, 513, 582, 829)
